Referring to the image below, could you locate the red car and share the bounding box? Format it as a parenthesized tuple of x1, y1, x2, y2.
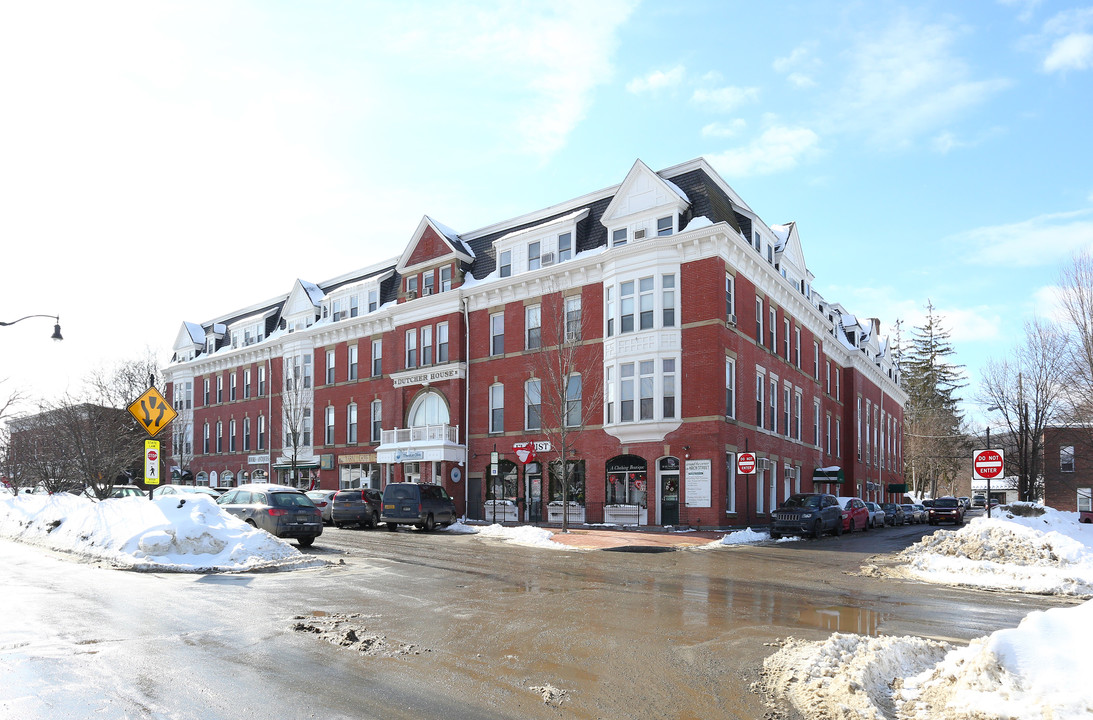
(1079, 510, 1092, 524)
(836, 496, 871, 533)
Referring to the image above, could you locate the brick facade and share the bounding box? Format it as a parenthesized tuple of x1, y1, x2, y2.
(164, 158, 907, 529)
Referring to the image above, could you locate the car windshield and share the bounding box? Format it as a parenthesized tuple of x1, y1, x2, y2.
(935, 498, 959, 508)
(781, 495, 822, 509)
(271, 492, 315, 508)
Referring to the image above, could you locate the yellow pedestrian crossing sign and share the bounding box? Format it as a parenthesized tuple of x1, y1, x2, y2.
(128, 386, 178, 437)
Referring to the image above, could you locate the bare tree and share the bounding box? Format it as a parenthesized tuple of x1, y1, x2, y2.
(39, 396, 143, 498)
(977, 319, 1068, 502)
(279, 352, 315, 488)
(0, 378, 30, 492)
(523, 289, 604, 532)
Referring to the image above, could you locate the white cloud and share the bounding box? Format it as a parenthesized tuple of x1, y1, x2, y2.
(931, 126, 1005, 154)
(626, 65, 685, 93)
(706, 125, 820, 177)
(998, 0, 1044, 23)
(952, 210, 1093, 267)
(773, 44, 821, 88)
(691, 86, 760, 113)
(830, 13, 1010, 149)
(701, 119, 747, 138)
(1043, 32, 1093, 72)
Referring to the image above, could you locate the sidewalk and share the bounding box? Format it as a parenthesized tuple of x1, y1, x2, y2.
(545, 527, 725, 551)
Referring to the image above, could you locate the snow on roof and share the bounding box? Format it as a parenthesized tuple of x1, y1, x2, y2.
(493, 207, 590, 245)
(663, 177, 692, 205)
(682, 216, 714, 232)
(183, 322, 205, 345)
(300, 280, 325, 306)
(427, 216, 475, 259)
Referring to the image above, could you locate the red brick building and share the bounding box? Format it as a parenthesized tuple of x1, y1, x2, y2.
(164, 158, 906, 529)
(1042, 426, 1093, 516)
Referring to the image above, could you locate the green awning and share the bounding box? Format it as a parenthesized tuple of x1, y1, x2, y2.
(887, 483, 909, 493)
(813, 467, 845, 482)
(272, 460, 320, 470)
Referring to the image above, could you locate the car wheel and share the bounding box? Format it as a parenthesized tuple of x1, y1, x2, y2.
(334, 522, 343, 529)
(246, 519, 257, 528)
(297, 537, 315, 548)
(863, 518, 869, 531)
(812, 519, 824, 539)
(369, 511, 379, 528)
(386, 522, 398, 531)
(424, 514, 436, 532)
(770, 530, 781, 539)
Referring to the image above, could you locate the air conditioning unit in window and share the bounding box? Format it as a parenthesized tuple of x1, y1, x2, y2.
(727, 313, 737, 326)
(541, 252, 555, 267)
(406, 290, 417, 300)
(758, 458, 771, 470)
(634, 228, 647, 240)
(422, 287, 432, 296)
(784, 467, 796, 480)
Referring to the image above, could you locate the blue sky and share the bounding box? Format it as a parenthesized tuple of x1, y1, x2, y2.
(1, 0, 1091, 421)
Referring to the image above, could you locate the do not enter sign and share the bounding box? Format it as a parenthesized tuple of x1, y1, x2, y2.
(973, 449, 1004, 480)
(737, 452, 756, 475)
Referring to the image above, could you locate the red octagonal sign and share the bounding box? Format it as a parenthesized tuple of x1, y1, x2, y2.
(737, 452, 756, 475)
(973, 449, 1004, 480)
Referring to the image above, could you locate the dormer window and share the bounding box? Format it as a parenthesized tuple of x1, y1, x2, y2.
(529, 241, 541, 271)
(423, 272, 434, 296)
(767, 245, 774, 264)
(350, 295, 359, 317)
(368, 288, 379, 312)
(613, 228, 627, 247)
(500, 250, 512, 278)
(558, 233, 572, 262)
(754, 232, 761, 251)
(440, 266, 452, 292)
(406, 276, 418, 295)
(657, 216, 673, 237)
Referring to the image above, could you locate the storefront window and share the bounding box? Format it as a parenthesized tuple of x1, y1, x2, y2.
(339, 463, 381, 489)
(605, 455, 647, 507)
(489, 460, 519, 501)
(548, 460, 585, 504)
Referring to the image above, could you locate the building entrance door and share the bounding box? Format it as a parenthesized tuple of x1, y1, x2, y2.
(660, 474, 680, 525)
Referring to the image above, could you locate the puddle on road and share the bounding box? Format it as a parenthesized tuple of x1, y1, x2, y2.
(797, 605, 887, 636)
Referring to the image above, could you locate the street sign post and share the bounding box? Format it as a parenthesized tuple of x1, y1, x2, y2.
(973, 448, 1004, 519)
(737, 452, 756, 475)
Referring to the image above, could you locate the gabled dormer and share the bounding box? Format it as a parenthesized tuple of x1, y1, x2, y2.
(279, 279, 325, 333)
(396, 216, 474, 301)
(601, 159, 691, 248)
(771, 222, 814, 298)
(172, 322, 206, 362)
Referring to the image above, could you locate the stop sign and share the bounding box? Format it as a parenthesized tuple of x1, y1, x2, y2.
(147, 449, 158, 462)
(973, 449, 1004, 480)
(737, 452, 756, 475)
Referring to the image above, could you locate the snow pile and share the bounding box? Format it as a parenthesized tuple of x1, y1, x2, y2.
(456, 522, 577, 549)
(717, 527, 798, 546)
(890, 503, 1093, 596)
(760, 600, 1093, 720)
(0, 493, 324, 572)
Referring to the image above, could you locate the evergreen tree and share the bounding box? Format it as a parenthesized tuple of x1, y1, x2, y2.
(900, 301, 968, 498)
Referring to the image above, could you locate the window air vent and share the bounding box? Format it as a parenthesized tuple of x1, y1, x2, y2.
(727, 313, 737, 326)
(541, 252, 555, 267)
(634, 228, 647, 240)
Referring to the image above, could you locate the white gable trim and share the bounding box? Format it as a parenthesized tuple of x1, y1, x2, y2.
(601, 158, 691, 227)
(397, 215, 474, 274)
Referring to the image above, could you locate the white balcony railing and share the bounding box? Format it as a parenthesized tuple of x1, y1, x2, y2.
(380, 424, 460, 446)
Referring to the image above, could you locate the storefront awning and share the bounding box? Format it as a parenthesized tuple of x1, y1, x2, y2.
(813, 466, 844, 482)
(273, 460, 320, 470)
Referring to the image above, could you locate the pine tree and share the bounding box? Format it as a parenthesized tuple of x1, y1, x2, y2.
(900, 301, 968, 498)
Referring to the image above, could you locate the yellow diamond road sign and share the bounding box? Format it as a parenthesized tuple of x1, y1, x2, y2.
(128, 386, 178, 437)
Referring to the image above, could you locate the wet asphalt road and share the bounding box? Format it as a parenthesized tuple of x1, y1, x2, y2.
(2, 511, 1078, 720)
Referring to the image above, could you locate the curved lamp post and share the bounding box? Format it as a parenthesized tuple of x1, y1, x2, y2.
(0, 314, 63, 340)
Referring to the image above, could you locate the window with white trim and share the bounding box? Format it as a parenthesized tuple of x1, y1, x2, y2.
(725, 357, 736, 418)
(371, 339, 382, 377)
(662, 359, 676, 419)
(528, 241, 541, 271)
(657, 215, 673, 236)
(525, 379, 541, 430)
(526, 305, 541, 350)
(229, 419, 236, 453)
(368, 288, 379, 312)
(1078, 487, 1091, 512)
(726, 273, 735, 320)
(756, 298, 763, 341)
(566, 373, 582, 427)
(258, 415, 266, 450)
(348, 403, 358, 444)
(490, 313, 504, 356)
(620, 363, 635, 422)
(755, 371, 765, 428)
(440, 266, 452, 292)
(202, 422, 209, 454)
(558, 232, 572, 262)
(612, 228, 627, 246)
(605, 366, 615, 423)
(1062, 445, 1075, 472)
(489, 383, 504, 433)
(639, 360, 655, 420)
(326, 350, 336, 385)
(639, 277, 654, 330)
(370, 400, 382, 443)
(500, 250, 512, 278)
(405, 329, 417, 368)
(216, 420, 223, 453)
(422, 325, 433, 366)
(348, 345, 358, 381)
(325, 406, 335, 445)
(437, 322, 449, 363)
(662, 274, 676, 327)
(565, 297, 581, 341)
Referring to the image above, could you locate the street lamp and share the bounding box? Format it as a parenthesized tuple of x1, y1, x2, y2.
(0, 314, 63, 341)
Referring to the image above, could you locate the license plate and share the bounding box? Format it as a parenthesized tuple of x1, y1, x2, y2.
(384, 504, 394, 510)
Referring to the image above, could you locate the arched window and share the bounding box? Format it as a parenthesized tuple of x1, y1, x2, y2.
(408, 391, 450, 427)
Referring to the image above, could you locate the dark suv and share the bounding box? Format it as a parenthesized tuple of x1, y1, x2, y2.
(331, 487, 382, 528)
(928, 496, 965, 526)
(770, 493, 843, 539)
(380, 483, 457, 531)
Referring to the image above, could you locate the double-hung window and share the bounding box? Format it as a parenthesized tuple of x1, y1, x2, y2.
(216, 375, 223, 403)
(525, 379, 541, 430)
(490, 313, 504, 356)
(755, 299, 763, 343)
(620, 363, 635, 422)
(755, 372, 765, 428)
(612, 228, 627, 246)
(489, 384, 504, 433)
(243, 417, 250, 451)
(620, 281, 635, 333)
(229, 419, 236, 452)
(1061, 446, 1075, 472)
(565, 297, 581, 341)
(326, 350, 336, 385)
(526, 305, 541, 350)
(558, 232, 572, 261)
(258, 366, 266, 395)
(440, 266, 452, 292)
(528, 241, 541, 271)
(725, 358, 736, 418)
(368, 288, 379, 312)
(657, 216, 673, 236)
(500, 250, 512, 278)
(325, 406, 336, 445)
(371, 339, 382, 377)
(437, 322, 449, 362)
(202, 423, 210, 454)
(639, 277, 654, 330)
(662, 274, 676, 327)
(243, 369, 251, 399)
(639, 360, 655, 420)
(370, 400, 382, 443)
(421, 325, 433, 366)
(405, 329, 417, 368)
(257, 415, 266, 450)
(422, 272, 434, 296)
(347, 403, 358, 444)
(216, 421, 223, 453)
(566, 374, 582, 427)
(662, 359, 676, 419)
(348, 345, 358, 380)
(203, 379, 210, 405)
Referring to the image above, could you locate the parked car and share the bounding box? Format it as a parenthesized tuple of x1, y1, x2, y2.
(921, 498, 935, 509)
(769, 493, 843, 539)
(901, 503, 925, 524)
(152, 484, 221, 499)
(217, 483, 323, 546)
(958, 496, 972, 510)
(305, 490, 338, 524)
(837, 496, 870, 533)
(83, 484, 145, 500)
(972, 495, 987, 508)
(880, 502, 906, 526)
(330, 487, 382, 529)
(1080, 510, 1092, 524)
(863, 501, 886, 529)
(380, 482, 457, 531)
(927, 496, 965, 526)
